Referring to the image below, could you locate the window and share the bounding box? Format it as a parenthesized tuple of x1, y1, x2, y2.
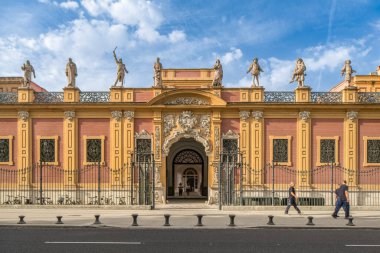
(0, 136, 13, 165)
(363, 137, 380, 166)
(83, 136, 105, 165)
(269, 136, 292, 166)
(37, 136, 58, 165)
(135, 138, 152, 162)
(316, 136, 339, 166)
(221, 131, 239, 162)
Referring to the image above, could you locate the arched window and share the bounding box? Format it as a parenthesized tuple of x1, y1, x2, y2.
(174, 149, 203, 164)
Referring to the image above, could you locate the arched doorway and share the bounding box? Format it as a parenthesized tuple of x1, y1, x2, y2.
(166, 138, 208, 199)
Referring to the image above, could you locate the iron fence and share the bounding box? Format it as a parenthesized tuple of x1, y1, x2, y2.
(219, 160, 380, 208)
(0, 153, 155, 207)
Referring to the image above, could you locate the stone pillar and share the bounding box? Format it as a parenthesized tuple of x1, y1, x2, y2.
(109, 111, 124, 187)
(18, 87, 34, 103)
(210, 110, 221, 202)
(344, 111, 358, 185)
(296, 111, 311, 187)
(123, 111, 134, 191)
(342, 86, 358, 103)
(63, 87, 80, 102)
(251, 111, 264, 185)
(295, 86, 311, 102)
(17, 111, 32, 185)
(63, 111, 77, 186)
(250, 86, 265, 102)
(153, 110, 164, 202)
(239, 111, 251, 166)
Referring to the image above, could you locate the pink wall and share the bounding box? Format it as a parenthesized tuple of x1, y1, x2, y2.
(32, 119, 64, 166)
(134, 91, 154, 102)
(221, 119, 240, 134)
(264, 118, 297, 168)
(311, 118, 344, 168)
(78, 119, 110, 167)
(0, 119, 17, 169)
(221, 91, 240, 102)
(134, 118, 153, 134)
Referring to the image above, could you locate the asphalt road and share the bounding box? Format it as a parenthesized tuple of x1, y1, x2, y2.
(1, 227, 380, 253)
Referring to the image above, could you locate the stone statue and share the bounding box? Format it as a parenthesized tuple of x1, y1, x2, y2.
(112, 47, 128, 87)
(153, 57, 162, 87)
(246, 57, 263, 87)
(289, 58, 306, 87)
(212, 59, 223, 87)
(341, 59, 356, 85)
(21, 60, 35, 88)
(65, 58, 77, 87)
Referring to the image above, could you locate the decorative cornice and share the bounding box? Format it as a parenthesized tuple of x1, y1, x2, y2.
(164, 97, 209, 105)
(239, 111, 250, 121)
(18, 111, 29, 121)
(111, 110, 123, 121)
(299, 111, 311, 121)
(346, 111, 358, 121)
(124, 111, 134, 121)
(252, 111, 263, 120)
(64, 111, 75, 121)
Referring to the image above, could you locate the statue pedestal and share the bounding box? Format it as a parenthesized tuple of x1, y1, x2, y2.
(295, 86, 311, 102)
(63, 87, 80, 102)
(342, 86, 358, 103)
(18, 87, 35, 103)
(211, 86, 222, 97)
(110, 86, 124, 102)
(250, 86, 264, 102)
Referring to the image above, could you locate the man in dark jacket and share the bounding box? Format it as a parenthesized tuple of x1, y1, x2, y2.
(332, 180, 350, 219)
(285, 182, 301, 214)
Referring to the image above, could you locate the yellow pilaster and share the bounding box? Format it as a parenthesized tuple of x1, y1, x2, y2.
(123, 88, 134, 102)
(63, 111, 77, 186)
(17, 111, 32, 185)
(110, 87, 124, 102)
(240, 88, 250, 102)
(211, 110, 221, 188)
(110, 111, 123, 185)
(239, 111, 250, 166)
(153, 110, 163, 188)
(342, 86, 358, 103)
(63, 87, 80, 102)
(344, 111, 358, 185)
(251, 111, 264, 185)
(297, 111, 311, 187)
(295, 86, 311, 102)
(18, 87, 34, 103)
(123, 111, 135, 166)
(250, 86, 264, 102)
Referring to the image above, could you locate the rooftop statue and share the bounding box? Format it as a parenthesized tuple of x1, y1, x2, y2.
(112, 47, 128, 87)
(246, 57, 263, 87)
(153, 57, 162, 87)
(212, 59, 223, 87)
(21, 60, 36, 88)
(65, 58, 77, 88)
(341, 59, 356, 85)
(289, 58, 306, 87)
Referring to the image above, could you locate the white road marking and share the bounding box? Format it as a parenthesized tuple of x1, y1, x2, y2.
(45, 241, 141, 245)
(346, 245, 380, 247)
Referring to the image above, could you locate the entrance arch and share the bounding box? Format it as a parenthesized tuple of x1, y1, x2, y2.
(166, 138, 208, 198)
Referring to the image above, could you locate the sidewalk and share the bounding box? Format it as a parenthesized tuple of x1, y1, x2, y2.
(0, 206, 379, 229)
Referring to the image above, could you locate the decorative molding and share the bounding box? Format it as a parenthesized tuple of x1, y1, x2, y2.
(64, 111, 75, 121)
(299, 111, 311, 121)
(239, 111, 250, 121)
(222, 130, 239, 139)
(162, 129, 211, 156)
(346, 111, 358, 121)
(155, 165, 161, 186)
(18, 111, 29, 121)
(214, 126, 220, 158)
(155, 126, 160, 159)
(252, 111, 263, 120)
(178, 111, 197, 132)
(200, 115, 211, 137)
(124, 111, 134, 121)
(135, 130, 152, 139)
(111, 110, 122, 121)
(163, 114, 176, 136)
(164, 97, 209, 105)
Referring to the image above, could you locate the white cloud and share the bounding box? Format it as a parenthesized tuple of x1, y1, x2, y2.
(168, 30, 186, 43)
(221, 47, 243, 65)
(60, 1, 80, 10)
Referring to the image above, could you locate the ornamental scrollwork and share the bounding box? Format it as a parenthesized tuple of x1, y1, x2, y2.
(346, 111, 358, 121)
(164, 97, 209, 105)
(64, 111, 75, 121)
(200, 115, 211, 137)
(124, 111, 134, 121)
(178, 111, 197, 132)
(299, 111, 311, 121)
(135, 130, 152, 139)
(252, 111, 263, 120)
(222, 130, 239, 139)
(239, 111, 250, 121)
(155, 126, 160, 159)
(111, 110, 123, 122)
(18, 111, 29, 121)
(163, 114, 176, 136)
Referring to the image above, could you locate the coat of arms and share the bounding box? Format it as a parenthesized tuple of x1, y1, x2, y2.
(178, 111, 197, 132)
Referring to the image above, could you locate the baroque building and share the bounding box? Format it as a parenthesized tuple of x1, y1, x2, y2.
(1, 66, 380, 207)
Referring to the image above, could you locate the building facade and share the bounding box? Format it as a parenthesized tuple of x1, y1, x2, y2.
(1, 68, 380, 207)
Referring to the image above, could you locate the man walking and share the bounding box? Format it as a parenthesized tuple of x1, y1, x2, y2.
(285, 182, 301, 214)
(332, 180, 350, 219)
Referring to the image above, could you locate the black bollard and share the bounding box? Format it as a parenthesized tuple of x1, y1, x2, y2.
(56, 216, 64, 224)
(228, 214, 236, 227)
(267, 215, 275, 225)
(163, 214, 171, 226)
(93, 214, 101, 225)
(131, 214, 138, 226)
(196, 214, 203, 226)
(346, 217, 355, 226)
(306, 216, 314, 226)
(17, 215, 26, 224)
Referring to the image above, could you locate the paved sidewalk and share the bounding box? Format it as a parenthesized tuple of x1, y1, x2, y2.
(0, 207, 379, 229)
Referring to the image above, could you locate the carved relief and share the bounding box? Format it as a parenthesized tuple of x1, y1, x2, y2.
(64, 111, 75, 121)
(299, 111, 311, 121)
(164, 97, 209, 105)
(200, 115, 211, 137)
(178, 111, 197, 132)
(222, 130, 239, 139)
(111, 110, 123, 121)
(18, 111, 29, 121)
(163, 114, 176, 136)
(239, 111, 250, 121)
(347, 111, 358, 121)
(252, 111, 263, 120)
(214, 126, 220, 159)
(124, 111, 134, 121)
(155, 165, 161, 186)
(155, 126, 160, 159)
(135, 129, 151, 139)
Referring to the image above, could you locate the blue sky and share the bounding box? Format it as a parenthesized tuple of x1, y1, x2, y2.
(0, 0, 379, 91)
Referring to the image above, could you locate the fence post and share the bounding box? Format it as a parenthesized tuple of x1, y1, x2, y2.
(330, 161, 334, 206)
(152, 154, 155, 210)
(131, 153, 134, 205)
(272, 161, 275, 206)
(218, 153, 222, 210)
(97, 162, 101, 205)
(39, 161, 43, 205)
(239, 153, 243, 206)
